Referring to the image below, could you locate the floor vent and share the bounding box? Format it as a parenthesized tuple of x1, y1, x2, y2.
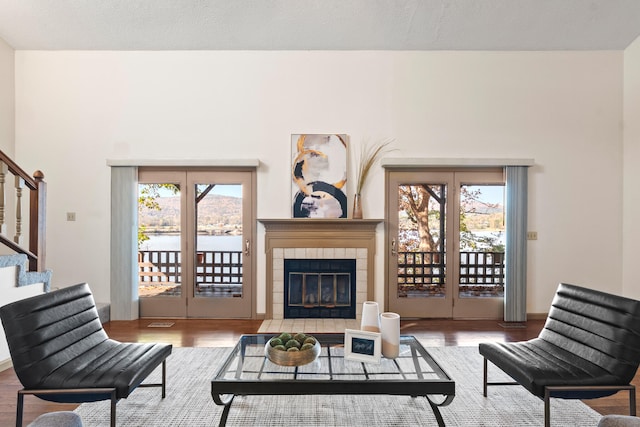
(147, 322, 175, 328)
(498, 322, 527, 329)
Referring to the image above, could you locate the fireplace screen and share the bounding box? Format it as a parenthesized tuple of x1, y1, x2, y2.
(288, 273, 351, 307)
(284, 259, 356, 319)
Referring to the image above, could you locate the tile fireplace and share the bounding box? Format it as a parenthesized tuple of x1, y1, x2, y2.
(259, 219, 382, 321)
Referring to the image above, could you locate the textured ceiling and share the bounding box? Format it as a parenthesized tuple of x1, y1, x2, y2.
(0, 0, 639, 51)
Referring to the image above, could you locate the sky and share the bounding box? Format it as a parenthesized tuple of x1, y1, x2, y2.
(469, 185, 505, 205)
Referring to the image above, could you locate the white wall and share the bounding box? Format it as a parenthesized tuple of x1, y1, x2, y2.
(0, 266, 44, 367)
(0, 38, 13, 155)
(623, 36, 640, 299)
(0, 38, 30, 260)
(14, 50, 624, 314)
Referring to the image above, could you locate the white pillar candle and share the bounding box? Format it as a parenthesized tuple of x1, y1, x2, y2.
(360, 301, 380, 332)
(380, 312, 400, 359)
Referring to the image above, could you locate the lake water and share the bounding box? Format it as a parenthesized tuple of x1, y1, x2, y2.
(141, 231, 504, 253)
(139, 234, 241, 251)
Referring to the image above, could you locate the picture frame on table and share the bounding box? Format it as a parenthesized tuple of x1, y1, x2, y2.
(344, 329, 381, 364)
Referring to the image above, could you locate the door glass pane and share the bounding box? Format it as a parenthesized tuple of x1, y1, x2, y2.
(396, 184, 446, 298)
(458, 184, 505, 298)
(137, 183, 182, 298)
(194, 183, 243, 298)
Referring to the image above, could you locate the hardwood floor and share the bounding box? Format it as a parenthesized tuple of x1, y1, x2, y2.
(0, 318, 636, 425)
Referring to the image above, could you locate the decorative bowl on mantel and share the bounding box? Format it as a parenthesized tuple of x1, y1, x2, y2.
(264, 333, 321, 366)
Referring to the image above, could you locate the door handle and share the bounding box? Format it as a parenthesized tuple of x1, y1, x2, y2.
(391, 239, 397, 256)
(245, 239, 250, 256)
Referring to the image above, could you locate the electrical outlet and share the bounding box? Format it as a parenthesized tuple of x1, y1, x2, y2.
(527, 231, 538, 240)
(66, 212, 76, 221)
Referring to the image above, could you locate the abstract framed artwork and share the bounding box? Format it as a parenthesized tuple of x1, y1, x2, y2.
(291, 134, 348, 218)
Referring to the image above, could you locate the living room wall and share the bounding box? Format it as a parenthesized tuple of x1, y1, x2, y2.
(0, 38, 13, 155)
(0, 40, 44, 364)
(623, 36, 640, 300)
(13, 50, 624, 316)
(0, 38, 18, 260)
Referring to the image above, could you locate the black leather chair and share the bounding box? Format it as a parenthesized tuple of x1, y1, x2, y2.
(0, 283, 173, 427)
(480, 283, 640, 427)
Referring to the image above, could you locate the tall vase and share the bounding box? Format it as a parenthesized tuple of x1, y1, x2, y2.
(360, 301, 380, 332)
(352, 193, 363, 219)
(380, 312, 400, 359)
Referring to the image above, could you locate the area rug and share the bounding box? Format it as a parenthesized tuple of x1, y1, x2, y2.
(74, 346, 602, 426)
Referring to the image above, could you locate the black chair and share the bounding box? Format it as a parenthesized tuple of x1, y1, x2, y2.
(480, 283, 640, 427)
(0, 283, 172, 427)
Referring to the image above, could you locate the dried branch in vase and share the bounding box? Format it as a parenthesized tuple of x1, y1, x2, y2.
(355, 138, 395, 195)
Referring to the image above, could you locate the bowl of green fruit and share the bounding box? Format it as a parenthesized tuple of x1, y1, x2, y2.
(265, 332, 321, 366)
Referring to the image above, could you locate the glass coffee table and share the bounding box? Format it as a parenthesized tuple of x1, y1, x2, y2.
(211, 333, 455, 426)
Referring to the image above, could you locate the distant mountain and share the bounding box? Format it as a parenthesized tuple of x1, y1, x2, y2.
(463, 199, 504, 215)
(139, 195, 242, 230)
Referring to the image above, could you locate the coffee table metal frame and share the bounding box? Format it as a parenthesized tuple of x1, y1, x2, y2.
(211, 333, 455, 426)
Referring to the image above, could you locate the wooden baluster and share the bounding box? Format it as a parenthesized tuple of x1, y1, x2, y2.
(14, 175, 23, 244)
(30, 170, 46, 271)
(0, 161, 6, 234)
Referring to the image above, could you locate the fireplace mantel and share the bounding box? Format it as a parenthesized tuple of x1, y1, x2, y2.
(259, 218, 382, 233)
(258, 218, 383, 319)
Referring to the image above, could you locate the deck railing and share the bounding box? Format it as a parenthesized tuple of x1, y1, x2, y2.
(139, 248, 503, 297)
(138, 249, 243, 288)
(397, 250, 505, 297)
(0, 150, 46, 272)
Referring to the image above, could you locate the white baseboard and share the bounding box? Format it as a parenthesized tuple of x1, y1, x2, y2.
(0, 358, 13, 372)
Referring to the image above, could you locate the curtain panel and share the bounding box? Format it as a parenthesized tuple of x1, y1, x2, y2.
(504, 166, 528, 322)
(110, 166, 139, 320)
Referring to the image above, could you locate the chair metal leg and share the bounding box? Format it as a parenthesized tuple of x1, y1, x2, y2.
(16, 391, 24, 427)
(110, 390, 117, 427)
(544, 388, 551, 427)
(162, 360, 167, 398)
(483, 358, 488, 397)
(545, 384, 636, 425)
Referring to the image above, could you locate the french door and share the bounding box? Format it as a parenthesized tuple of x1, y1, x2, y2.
(386, 169, 505, 319)
(137, 168, 255, 318)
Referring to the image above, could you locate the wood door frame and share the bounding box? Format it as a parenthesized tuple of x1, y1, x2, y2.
(137, 166, 257, 319)
(451, 170, 505, 319)
(385, 167, 505, 319)
(137, 169, 188, 318)
(185, 169, 257, 318)
(385, 170, 454, 318)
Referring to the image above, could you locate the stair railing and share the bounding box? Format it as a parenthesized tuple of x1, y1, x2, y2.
(0, 150, 46, 272)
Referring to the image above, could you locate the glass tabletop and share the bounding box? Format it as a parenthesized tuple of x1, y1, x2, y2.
(212, 333, 454, 397)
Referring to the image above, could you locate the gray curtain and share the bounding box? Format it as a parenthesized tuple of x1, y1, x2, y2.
(504, 166, 528, 322)
(110, 166, 139, 320)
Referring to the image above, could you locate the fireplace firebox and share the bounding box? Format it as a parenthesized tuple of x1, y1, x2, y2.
(284, 259, 356, 319)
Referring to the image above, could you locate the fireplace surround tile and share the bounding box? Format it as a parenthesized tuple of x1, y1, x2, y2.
(305, 247, 319, 258)
(274, 247, 365, 320)
(259, 218, 383, 320)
